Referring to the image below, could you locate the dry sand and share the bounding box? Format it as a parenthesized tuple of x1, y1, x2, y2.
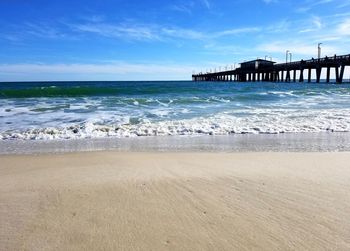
(1, 152, 350, 250)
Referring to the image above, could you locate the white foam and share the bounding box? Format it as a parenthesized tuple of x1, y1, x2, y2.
(2, 108, 350, 140)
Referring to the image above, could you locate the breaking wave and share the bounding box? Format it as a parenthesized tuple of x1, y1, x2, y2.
(2, 109, 350, 140)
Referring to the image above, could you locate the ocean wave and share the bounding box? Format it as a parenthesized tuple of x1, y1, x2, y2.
(1, 109, 350, 140)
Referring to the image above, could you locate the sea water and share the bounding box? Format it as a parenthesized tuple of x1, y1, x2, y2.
(1, 81, 350, 141)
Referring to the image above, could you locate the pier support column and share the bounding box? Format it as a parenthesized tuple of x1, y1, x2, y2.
(280, 71, 284, 82)
(299, 69, 304, 82)
(335, 67, 339, 83)
(253, 73, 256, 82)
(293, 70, 296, 82)
(316, 67, 322, 83)
(239, 74, 242, 82)
(339, 65, 345, 83)
(286, 70, 291, 82)
(326, 67, 330, 83)
(257, 73, 260, 82)
(308, 68, 312, 83)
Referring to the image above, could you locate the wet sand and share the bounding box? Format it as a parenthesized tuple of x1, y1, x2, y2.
(1, 152, 350, 250)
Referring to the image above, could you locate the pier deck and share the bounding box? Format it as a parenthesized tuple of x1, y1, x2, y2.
(192, 54, 350, 83)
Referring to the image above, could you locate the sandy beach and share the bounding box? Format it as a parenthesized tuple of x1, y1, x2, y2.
(1, 152, 350, 250)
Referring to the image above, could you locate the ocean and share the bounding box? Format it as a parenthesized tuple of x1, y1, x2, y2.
(1, 81, 350, 152)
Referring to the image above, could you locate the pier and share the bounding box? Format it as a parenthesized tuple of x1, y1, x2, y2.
(192, 54, 350, 83)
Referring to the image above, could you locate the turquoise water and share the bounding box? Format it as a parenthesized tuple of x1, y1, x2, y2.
(1, 81, 350, 140)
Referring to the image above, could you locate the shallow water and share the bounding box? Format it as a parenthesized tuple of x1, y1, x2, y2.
(1, 81, 350, 140)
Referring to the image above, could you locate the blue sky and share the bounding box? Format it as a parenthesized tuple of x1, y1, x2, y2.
(0, 0, 349, 81)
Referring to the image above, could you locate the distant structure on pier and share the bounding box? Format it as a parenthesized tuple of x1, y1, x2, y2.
(192, 54, 350, 83)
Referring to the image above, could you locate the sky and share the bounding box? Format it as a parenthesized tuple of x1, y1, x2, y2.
(0, 0, 349, 81)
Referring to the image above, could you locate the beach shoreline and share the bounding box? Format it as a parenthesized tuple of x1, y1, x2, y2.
(1, 151, 350, 250)
(2, 132, 350, 155)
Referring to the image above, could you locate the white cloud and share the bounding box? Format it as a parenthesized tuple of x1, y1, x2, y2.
(262, 0, 278, 4)
(337, 18, 350, 35)
(257, 41, 340, 60)
(201, 0, 211, 9)
(72, 23, 160, 41)
(69, 19, 260, 42)
(23, 22, 66, 39)
(163, 25, 260, 40)
(162, 27, 206, 40)
(214, 27, 261, 37)
(312, 16, 322, 29)
(0, 62, 205, 81)
(170, 4, 193, 14)
(295, 0, 334, 12)
(299, 16, 323, 33)
(0, 63, 191, 74)
(266, 20, 290, 33)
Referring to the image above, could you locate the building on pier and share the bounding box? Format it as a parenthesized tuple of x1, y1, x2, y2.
(240, 59, 275, 70)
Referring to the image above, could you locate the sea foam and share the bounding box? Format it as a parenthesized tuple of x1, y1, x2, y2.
(1, 108, 350, 140)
